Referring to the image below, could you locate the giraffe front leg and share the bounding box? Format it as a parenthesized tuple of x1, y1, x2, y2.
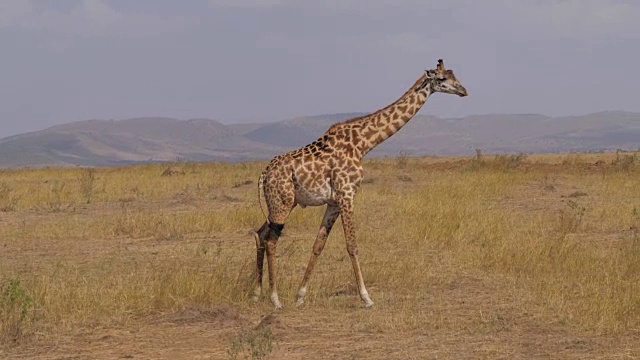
(340, 200, 374, 308)
(296, 204, 340, 306)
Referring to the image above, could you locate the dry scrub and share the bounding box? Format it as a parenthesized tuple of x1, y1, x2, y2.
(0, 152, 638, 356)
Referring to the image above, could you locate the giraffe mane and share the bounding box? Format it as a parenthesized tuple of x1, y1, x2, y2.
(329, 74, 427, 130)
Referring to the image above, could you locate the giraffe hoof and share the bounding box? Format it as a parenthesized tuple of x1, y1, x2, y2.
(361, 294, 374, 308)
(295, 297, 305, 307)
(270, 294, 283, 310)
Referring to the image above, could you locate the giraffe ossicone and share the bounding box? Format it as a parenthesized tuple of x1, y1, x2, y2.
(252, 59, 468, 309)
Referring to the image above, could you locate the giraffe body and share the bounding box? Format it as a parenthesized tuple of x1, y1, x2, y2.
(253, 60, 468, 309)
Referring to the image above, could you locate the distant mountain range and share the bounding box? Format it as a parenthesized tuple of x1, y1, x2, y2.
(1, 111, 639, 167)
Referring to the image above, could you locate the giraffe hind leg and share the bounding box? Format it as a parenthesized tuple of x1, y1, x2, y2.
(268, 222, 284, 237)
(260, 169, 295, 309)
(265, 222, 285, 309)
(296, 204, 340, 306)
(252, 222, 268, 301)
(253, 220, 287, 309)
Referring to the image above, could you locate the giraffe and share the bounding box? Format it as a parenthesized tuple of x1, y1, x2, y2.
(253, 59, 468, 309)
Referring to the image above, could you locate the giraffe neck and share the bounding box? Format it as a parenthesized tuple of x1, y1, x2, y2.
(351, 75, 431, 158)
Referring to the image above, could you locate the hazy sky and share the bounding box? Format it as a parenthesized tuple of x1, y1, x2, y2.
(1, 0, 639, 138)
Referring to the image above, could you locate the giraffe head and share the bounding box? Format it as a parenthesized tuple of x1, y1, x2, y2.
(417, 59, 468, 97)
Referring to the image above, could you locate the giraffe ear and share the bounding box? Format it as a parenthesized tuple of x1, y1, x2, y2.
(416, 72, 431, 91)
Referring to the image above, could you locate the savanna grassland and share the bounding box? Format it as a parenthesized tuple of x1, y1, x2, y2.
(1, 152, 639, 359)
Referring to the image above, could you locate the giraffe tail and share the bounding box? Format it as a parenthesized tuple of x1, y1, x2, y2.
(258, 172, 269, 224)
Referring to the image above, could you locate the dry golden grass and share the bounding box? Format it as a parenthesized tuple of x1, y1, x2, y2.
(1, 152, 639, 358)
